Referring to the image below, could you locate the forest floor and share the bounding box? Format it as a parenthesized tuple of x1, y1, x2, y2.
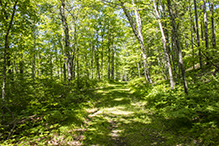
(77, 82, 177, 146)
(2, 81, 199, 146)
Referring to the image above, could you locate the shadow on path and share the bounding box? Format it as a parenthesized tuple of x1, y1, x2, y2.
(81, 82, 167, 146)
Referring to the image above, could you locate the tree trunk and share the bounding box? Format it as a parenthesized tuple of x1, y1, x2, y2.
(153, 0, 174, 89)
(76, 46, 79, 87)
(55, 46, 59, 79)
(58, 37, 66, 81)
(210, 1, 216, 49)
(101, 34, 104, 79)
(32, 28, 37, 83)
(189, 3, 196, 81)
(203, 0, 209, 64)
(119, 0, 151, 83)
(63, 61, 67, 81)
(114, 47, 117, 80)
(85, 54, 89, 77)
(194, 0, 202, 69)
(111, 37, 114, 80)
(132, 0, 151, 83)
(72, 20, 77, 79)
(101, 25, 105, 79)
(91, 44, 94, 79)
(108, 30, 111, 80)
(135, 47, 141, 78)
(95, 31, 100, 80)
(60, 0, 72, 82)
(167, 0, 188, 94)
(2, 0, 18, 110)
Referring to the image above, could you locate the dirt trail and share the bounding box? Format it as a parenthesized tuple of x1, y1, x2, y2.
(81, 82, 163, 146)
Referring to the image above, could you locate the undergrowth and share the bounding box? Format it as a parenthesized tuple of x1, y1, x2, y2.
(128, 75, 219, 145)
(0, 76, 97, 145)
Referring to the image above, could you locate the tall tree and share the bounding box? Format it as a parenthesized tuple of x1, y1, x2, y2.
(118, 0, 151, 83)
(193, 0, 202, 69)
(107, 29, 111, 80)
(153, 0, 174, 89)
(95, 29, 100, 80)
(167, 0, 188, 94)
(101, 25, 105, 79)
(60, 0, 72, 82)
(1, 0, 18, 107)
(111, 37, 114, 80)
(210, 0, 216, 49)
(203, 0, 209, 64)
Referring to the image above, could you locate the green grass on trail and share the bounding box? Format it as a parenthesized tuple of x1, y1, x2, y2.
(80, 82, 185, 146)
(6, 81, 198, 146)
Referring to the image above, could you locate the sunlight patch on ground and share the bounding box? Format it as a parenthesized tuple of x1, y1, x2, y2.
(131, 101, 147, 107)
(102, 106, 134, 115)
(88, 106, 134, 118)
(110, 129, 122, 137)
(105, 88, 131, 93)
(114, 97, 124, 101)
(117, 118, 132, 124)
(113, 88, 130, 91)
(86, 108, 98, 114)
(131, 116, 152, 124)
(96, 90, 108, 94)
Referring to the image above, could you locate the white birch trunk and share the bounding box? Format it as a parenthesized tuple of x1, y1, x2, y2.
(153, 0, 174, 89)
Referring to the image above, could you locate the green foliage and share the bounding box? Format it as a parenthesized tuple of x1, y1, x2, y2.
(1, 0, 219, 144)
(71, 77, 98, 91)
(127, 75, 219, 145)
(128, 77, 152, 96)
(0, 77, 97, 145)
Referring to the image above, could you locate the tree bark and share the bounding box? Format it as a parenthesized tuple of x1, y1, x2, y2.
(72, 19, 77, 79)
(135, 47, 141, 78)
(114, 47, 117, 80)
(95, 31, 100, 80)
(32, 27, 37, 83)
(119, 0, 151, 83)
(210, 1, 216, 49)
(193, 0, 202, 69)
(153, 0, 174, 89)
(111, 46, 114, 80)
(76, 45, 79, 87)
(108, 30, 111, 80)
(91, 44, 94, 79)
(167, 0, 188, 94)
(132, 0, 151, 83)
(60, 0, 72, 82)
(2, 0, 18, 109)
(203, 0, 209, 64)
(189, 3, 196, 80)
(101, 31, 104, 79)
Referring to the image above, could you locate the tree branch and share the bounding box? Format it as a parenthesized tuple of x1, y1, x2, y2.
(5, 0, 18, 38)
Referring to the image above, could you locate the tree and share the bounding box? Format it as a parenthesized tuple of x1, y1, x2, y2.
(119, 0, 152, 83)
(153, 0, 174, 89)
(203, 0, 209, 64)
(194, 0, 202, 69)
(167, 0, 188, 94)
(60, 0, 72, 82)
(1, 0, 18, 112)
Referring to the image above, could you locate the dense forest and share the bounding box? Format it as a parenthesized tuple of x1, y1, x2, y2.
(1, 0, 219, 145)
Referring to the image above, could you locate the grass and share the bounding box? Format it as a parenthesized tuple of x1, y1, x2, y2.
(80, 81, 192, 146)
(2, 80, 217, 145)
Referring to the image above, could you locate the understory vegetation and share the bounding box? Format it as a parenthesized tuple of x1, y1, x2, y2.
(128, 74, 219, 145)
(1, 77, 98, 145)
